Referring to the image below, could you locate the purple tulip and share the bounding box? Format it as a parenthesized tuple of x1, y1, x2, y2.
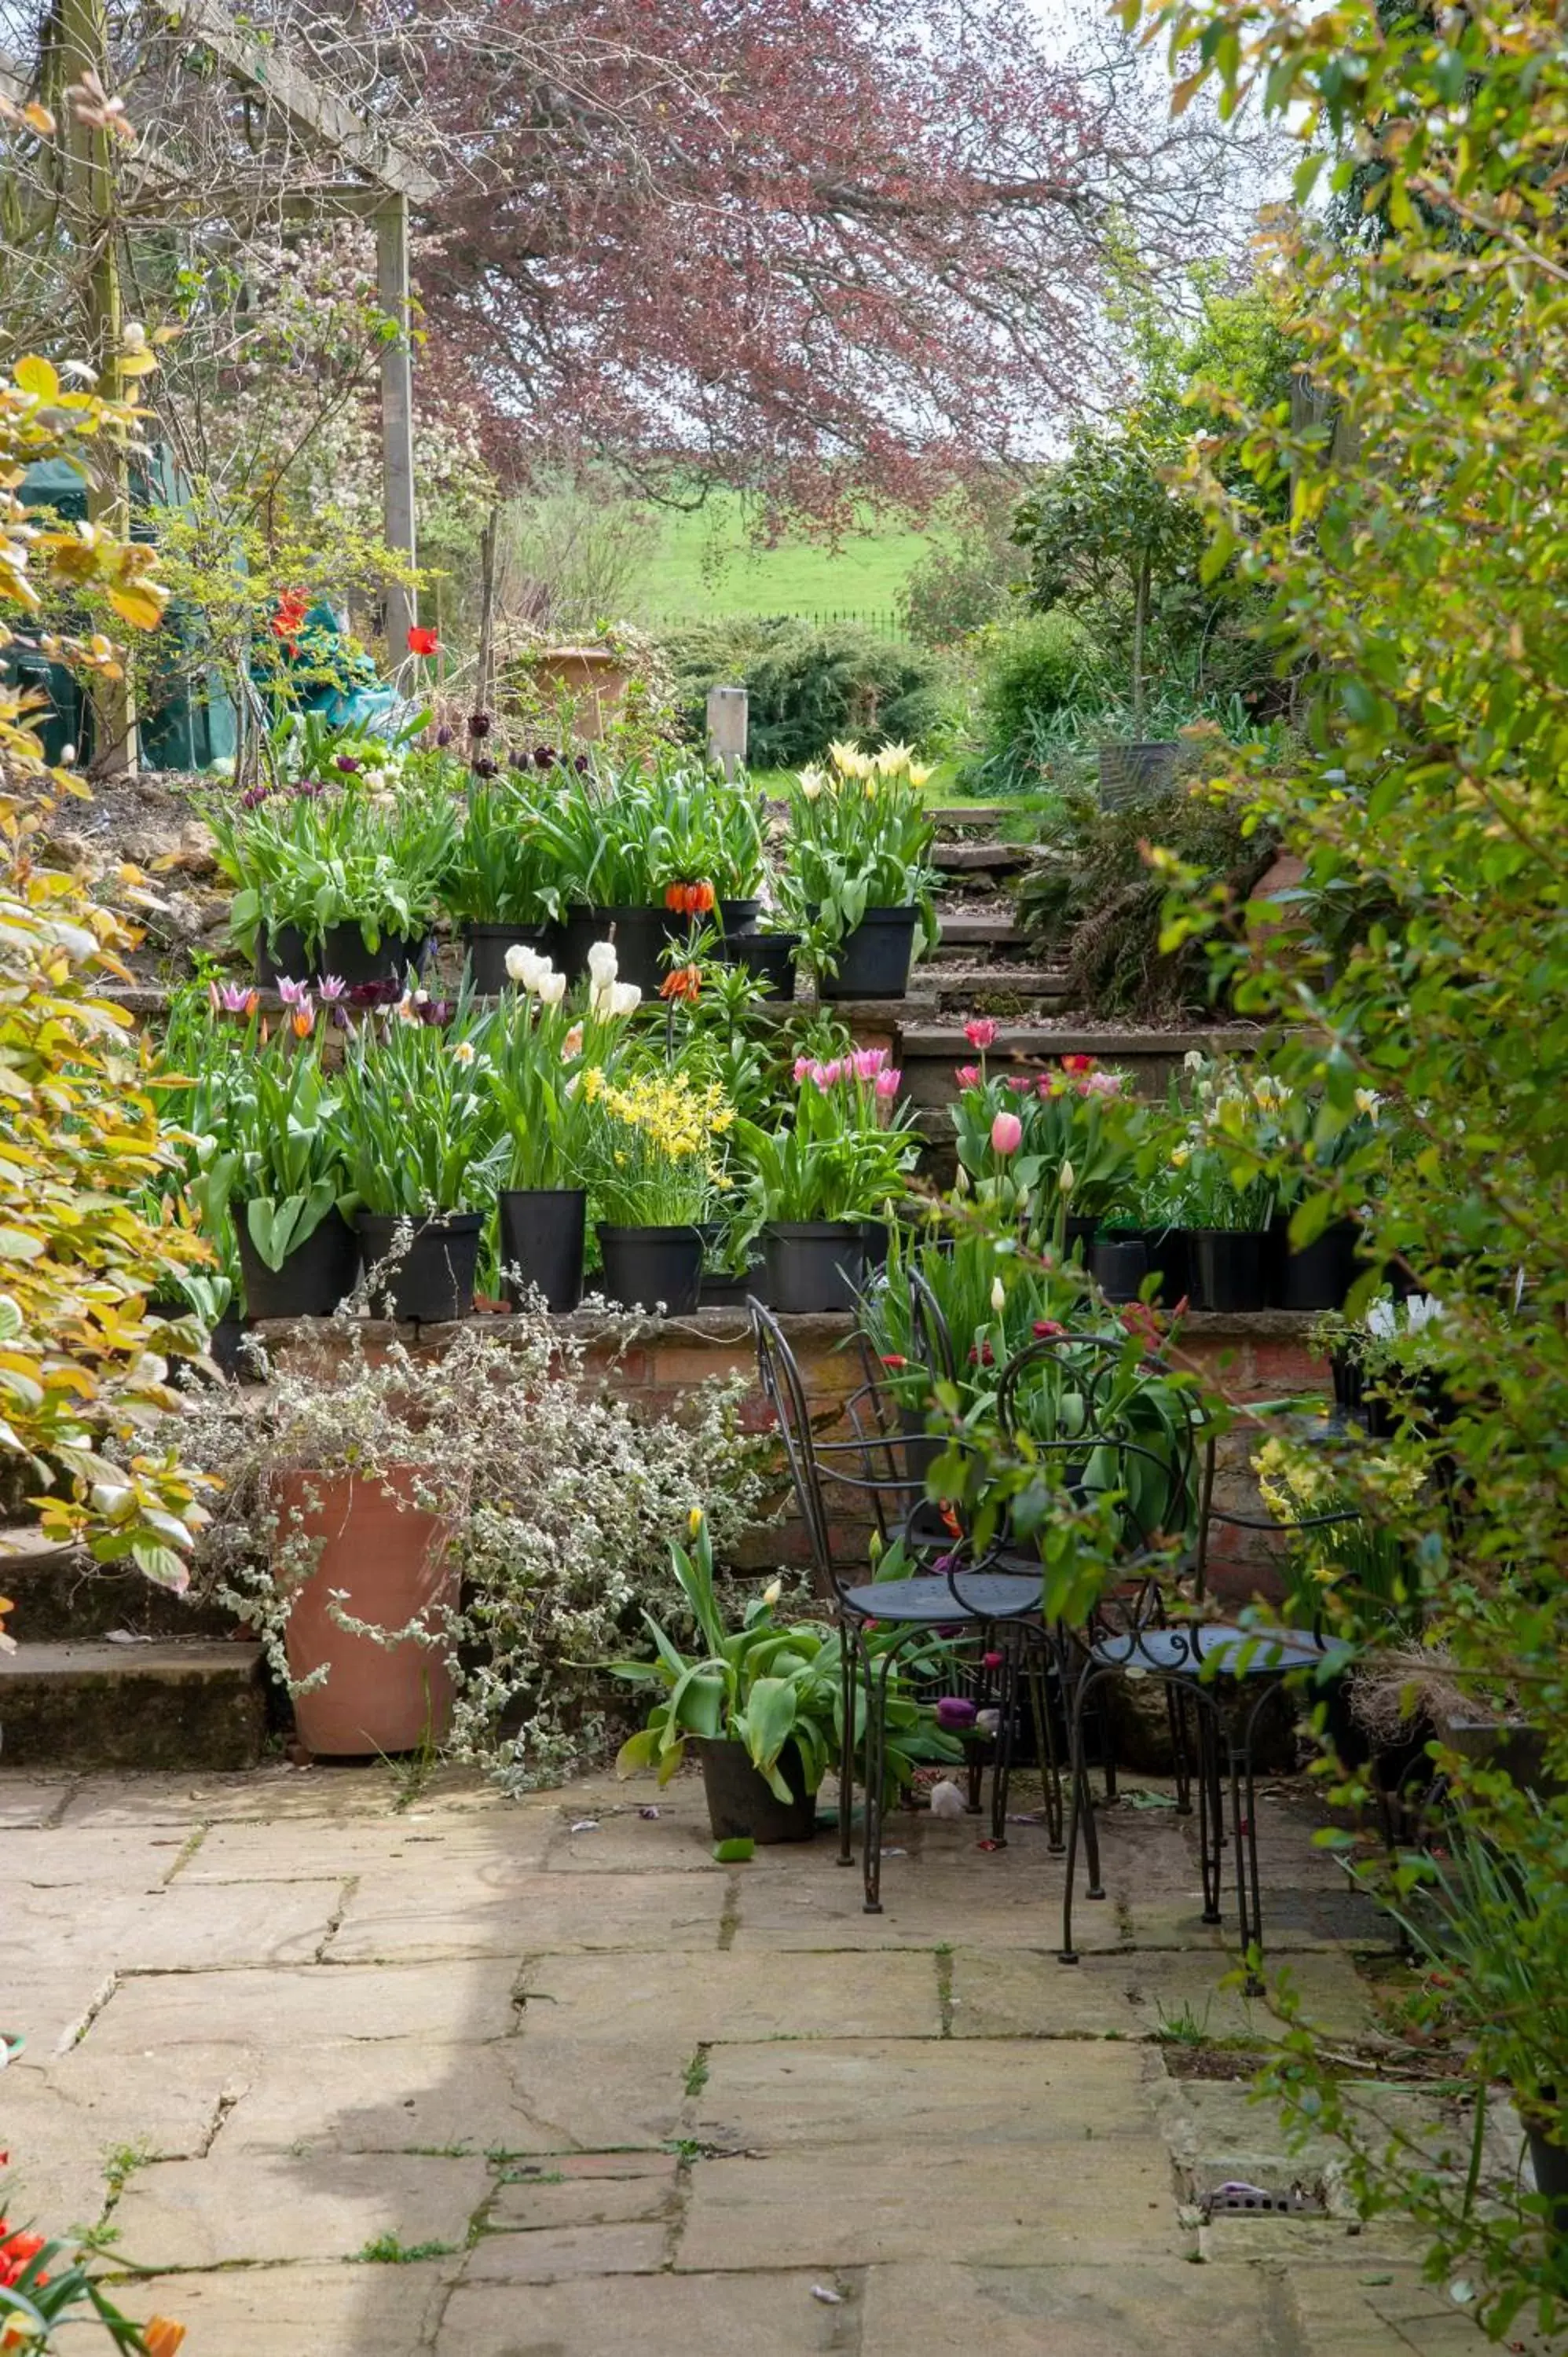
(346, 979, 399, 1009)
(335, 755, 360, 774)
(435, 725, 453, 747)
(533, 745, 556, 769)
(467, 712, 492, 739)
(936, 1697, 978, 1732)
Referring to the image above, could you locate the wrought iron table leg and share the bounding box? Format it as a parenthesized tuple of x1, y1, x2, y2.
(837, 1613, 855, 1868)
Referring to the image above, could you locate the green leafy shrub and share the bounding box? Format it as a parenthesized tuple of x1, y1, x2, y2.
(1014, 772, 1277, 1017)
(960, 610, 1110, 796)
(659, 615, 941, 768)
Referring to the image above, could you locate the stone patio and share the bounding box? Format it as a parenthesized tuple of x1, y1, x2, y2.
(0, 1762, 1509, 2353)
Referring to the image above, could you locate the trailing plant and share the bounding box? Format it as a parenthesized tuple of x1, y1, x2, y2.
(170, 1309, 772, 1790)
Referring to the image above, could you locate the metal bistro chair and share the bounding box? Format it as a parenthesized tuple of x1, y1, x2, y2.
(994, 1336, 1350, 1979)
(750, 1297, 1042, 1912)
(852, 1264, 1068, 1849)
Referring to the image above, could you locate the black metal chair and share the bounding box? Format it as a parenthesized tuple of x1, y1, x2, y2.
(750, 1297, 1043, 1911)
(991, 1336, 1350, 1981)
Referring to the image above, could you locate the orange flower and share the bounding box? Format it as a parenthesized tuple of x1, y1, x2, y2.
(663, 880, 716, 917)
(690, 879, 716, 915)
(659, 963, 702, 1004)
(289, 1005, 315, 1039)
(143, 2320, 188, 2356)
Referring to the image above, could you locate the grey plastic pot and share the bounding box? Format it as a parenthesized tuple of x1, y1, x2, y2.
(763, 1222, 868, 1313)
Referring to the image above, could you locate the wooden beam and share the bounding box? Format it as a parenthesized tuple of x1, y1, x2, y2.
(172, 0, 437, 201)
(377, 192, 416, 658)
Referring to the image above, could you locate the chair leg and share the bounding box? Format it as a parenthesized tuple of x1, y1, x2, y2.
(862, 1635, 896, 1914)
(1167, 1684, 1193, 1816)
(837, 1616, 856, 1869)
(1059, 1662, 1105, 1963)
(966, 1634, 991, 1813)
(1234, 1681, 1282, 1988)
(1194, 1695, 1225, 1927)
(1028, 1643, 1064, 1855)
(990, 1641, 1021, 1845)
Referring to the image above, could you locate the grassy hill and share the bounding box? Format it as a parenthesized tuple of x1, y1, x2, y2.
(633, 490, 936, 629)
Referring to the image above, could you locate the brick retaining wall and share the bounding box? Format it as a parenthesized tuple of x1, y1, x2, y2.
(257, 1308, 1327, 1608)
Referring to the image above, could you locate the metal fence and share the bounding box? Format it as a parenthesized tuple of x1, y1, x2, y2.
(643, 605, 912, 643)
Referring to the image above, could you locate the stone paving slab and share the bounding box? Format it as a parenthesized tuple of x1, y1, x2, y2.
(178, 1812, 553, 1880)
(948, 1946, 1376, 2044)
(856, 2258, 1283, 2355)
(122, 2260, 451, 2356)
(676, 2139, 1188, 2271)
(516, 1947, 944, 2044)
(434, 2268, 850, 2355)
(694, 2036, 1158, 2150)
(329, 1865, 727, 1960)
(82, 1959, 522, 2054)
(110, 2149, 491, 2268)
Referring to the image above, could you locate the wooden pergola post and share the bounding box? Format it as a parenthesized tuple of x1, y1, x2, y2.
(376, 192, 417, 661)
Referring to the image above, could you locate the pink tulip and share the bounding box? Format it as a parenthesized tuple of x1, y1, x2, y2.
(965, 1017, 998, 1050)
(954, 1064, 981, 1089)
(852, 1046, 888, 1080)
(990, 1109, 1023, 1156)
(874, 1068, 901, 1098)
(793, 1054, 812, 1082)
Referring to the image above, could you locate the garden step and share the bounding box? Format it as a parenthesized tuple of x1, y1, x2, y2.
(0, 1527, 232, 1642)
(926, 805, 1005, 834)
(925, 965, 1072, 1013)
(0, 1640, 267, 1771)
(898, 1022, 1267, 1107)
(933, 911, 1030, 952)
(932, 840, 1030, 875)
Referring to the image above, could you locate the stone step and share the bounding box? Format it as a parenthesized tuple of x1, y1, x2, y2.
(932, 840, 1030, 876)
(898, 1024, 1266, 1109)
(933, 911, 1030, 953)
(0, 1640, 267, 1771)
(926, 805, 1005, 834)
(924, 966, 1072, 1013)
(0, 1527, 232, 1641)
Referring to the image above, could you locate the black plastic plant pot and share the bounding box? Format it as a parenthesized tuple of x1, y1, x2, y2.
(357, 1211, 483, 1323)
(595, 1222, 704, 1314)
(818, 907, 919, 1002)
(717, 897, 761, 937)
(463, 922, 566, 996)
(763, 1222, 868, 1314)
(497, 1188, 586, 1314)
(1192, 1228, 1270, 1313)
(1528, 2122, 1568, 2246)
(697, 1737, 817, 1845)
(318, 923, 430, 990)
(236, 1207, 359, 1321)
(1273, 1215, 1360, 1312)
(861, 1218, 892, 1273)
(589, 905, 679, 997)
(255, 922, 309, 988)
(699, 1253, 767, 1308)
(1090, 1233, 1149, 1304)
(1145, 1230, 1192, 1310)
(716, 930, 800, 1001)
(1063, 1213, 1097, 1260)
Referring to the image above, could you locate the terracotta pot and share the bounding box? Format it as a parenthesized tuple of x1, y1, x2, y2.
(277, 1466, 459, 1758)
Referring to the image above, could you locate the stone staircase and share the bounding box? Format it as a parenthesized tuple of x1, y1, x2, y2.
(0, 1526, 267, 1771)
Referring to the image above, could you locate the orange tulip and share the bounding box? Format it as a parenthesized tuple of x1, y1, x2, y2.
(289, 1005, 315, 1039)
(143, 2319, 187, 2356)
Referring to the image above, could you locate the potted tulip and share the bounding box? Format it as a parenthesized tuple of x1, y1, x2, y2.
(336, 992, 502, 1321)
(734, 1048, 919, 1312)
(779, 740, 940, 1000)
(581, 1056, 731, 1314)
(441, 767, 570, 992)
(610, 1512, 963, 1841)
(487, 941, 640, 1312)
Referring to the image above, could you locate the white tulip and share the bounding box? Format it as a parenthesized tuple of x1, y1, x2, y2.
(536, 968, 566, 1007)
(762, 1577, 782, 1606)
(1059, 1160, 1075, 1198)
(587, 940, 618, 988)
(610, 981, 642, 1017)
(991, 1275, 1006, 1314)
(504, 944, 547, 989)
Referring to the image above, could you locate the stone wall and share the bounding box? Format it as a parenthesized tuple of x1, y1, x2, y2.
(257, 1307, 1328, 1609)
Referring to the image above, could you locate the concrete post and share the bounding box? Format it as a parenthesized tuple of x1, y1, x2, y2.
(706, 684, 749, 778)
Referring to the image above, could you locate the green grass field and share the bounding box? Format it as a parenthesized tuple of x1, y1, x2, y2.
(633, 490, 937, 629)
